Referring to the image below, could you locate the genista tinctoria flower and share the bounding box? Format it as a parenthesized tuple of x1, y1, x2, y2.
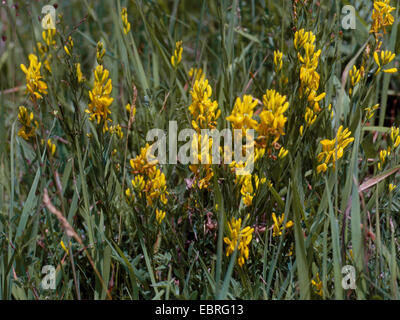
(86, 65, 114, 132)
(256, 89, 289, 148)
(188, 74, 221, 189)
(316, 126, 354, 173)
(294, 29, 326, 129)
(224, 216, 254, 267)
(188, 68, 203, 82)
(374, 50, 398, 74)
(171, 41, 183, 68)
(121, 8, 131, 34)
(377, 125, 400, 170)
(64, 36, 73, 56)
(349, 65, 364, 96)
(312, 273, 323, 297)
(20, 54, 48, 100)
(370, 0, 396, 35)
(271, 212, 293, 237)
(126, 144, 168, 208)
(17, 106, 39, 141)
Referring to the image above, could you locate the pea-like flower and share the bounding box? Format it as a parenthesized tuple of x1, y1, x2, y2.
(224, 217, 254, 267)
(316, 126, 354, 173)
(20, 54, 48, 100)
(86, 65, 114, 132)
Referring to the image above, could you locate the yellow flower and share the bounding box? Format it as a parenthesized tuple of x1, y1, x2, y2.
(311, 273, 323, 297)
(365, 104, 379, 120)
(239, 175, 266, 207)
(60, 240, 69, 255)
(47, 139, 56, 156)
(349, 65, 364, 96)
(121, 8, 131, 34)
(390, 126, 400, 148)
(389, 183, 397, 192)
(64, 36, 73, 56)
(188, 75, 220, 190)
(305, 107, 317, 127)
(125, 187, 135, 203)
(273, 50, 283, 72)
(378, 149, 388, 171)
(272, 212, 293, 237)
(224, 217, 254, 267)
(316, 126, 354, 173)
(146, 168, 168, 206)
(257, 89, 289, 145)
(76, 63, 84, 83)
(226, 95, 258, 134)
(278, 147, 288, 159)
(188, 67, 203, 81)
(110, 124, 124, 139)
(189, 133, 214, 190)
(294, 29, 316, 51)
(42, 29, 56, 47)
(189, 75, 220, 132)
(86, 65, 114, 132)
(156, 209, 166, 225)
(370, 0, 396, 35)
(130, 143, 158, 174)
(96, 41, 106, 65)
(132, 175, 145, 193)
(20, 54, 48, 99)
(128, 144, 168, 207)
(17, 106, 39, 141)
(171, 40, 183, 68)
(374, 50, 397, 74)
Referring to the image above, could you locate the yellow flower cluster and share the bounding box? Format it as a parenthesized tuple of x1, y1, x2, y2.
(188, 75, 221, 189)
(156, 209, 166, 224)
(126, 144, 168, 208)
(316, 126, 354, 174)
(226, 92, 288, 206)
(240, 174, 266, 207)
(63, 36, 74, 56)
(370, 0, 396, 35)
(189, 75, 221, 132)
(36, 29, 55, 73)
(17, 106, 39, 141)
(365, 103, 380, 120)
(189, 133, 214, 190)
(96, 41, 106, 65)
(86, 65, 114, 132)
(377, 126, 400, 170)
(224, 216, 254, 267)
(227, 95, 258, 134)
(273, 50, 283, 73)
(121, 8, 131, 34)
(76, 63, 84, 83)
(294, 29, 326, 129)
(20, 54, 48, 100)
(47, 139, 56, 156)
(374, 50, 398, 74)
(171, 40, 183, 68)
(311, 273, 323, 297)
(188, 67, 203, 82)
(257, 89, 289, 147)
(349, 65, 364, 96)
(42, 29, 56, 47)
(271, 212, 293, 237)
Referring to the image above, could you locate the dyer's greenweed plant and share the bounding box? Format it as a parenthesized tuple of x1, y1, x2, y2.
(0, 0, 400, 300)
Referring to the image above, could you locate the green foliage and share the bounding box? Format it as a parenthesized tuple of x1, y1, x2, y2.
(0, 0, 400, 300)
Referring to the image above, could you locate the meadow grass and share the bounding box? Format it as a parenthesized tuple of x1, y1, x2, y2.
(0, 0, 400, 300)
